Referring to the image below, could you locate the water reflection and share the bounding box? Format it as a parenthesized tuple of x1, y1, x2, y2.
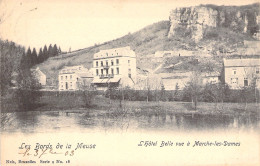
(1, 110, 259, 133)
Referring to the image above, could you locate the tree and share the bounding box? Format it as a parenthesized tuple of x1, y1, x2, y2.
(31, 48, 37, 66)
(43, 45, 48, 60)
(78, 82, 97, 108)
(160, 84, 166, 101)
(174, 83, 180, 101)
(58, 46, 62, 54)
(38, 48, 44, 63)
(26, 47, 32, 67)
(183, 70, 202, 110)
(146, 77, 151, 102)
(0, 40, 24, 95)
(53, 44, 58, 56)
(14, 56, 42, 111)
(48, 44, 54, 57)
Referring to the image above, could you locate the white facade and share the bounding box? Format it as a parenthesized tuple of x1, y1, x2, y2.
(32, 67, 46, 86)
(92, 46, 137, 90)
(58, 65, 93, 91)
(201, 72, 220, 85)
(223, 58, 260, 89)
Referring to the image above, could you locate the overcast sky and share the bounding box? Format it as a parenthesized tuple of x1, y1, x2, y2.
(0, 0, 258, 51)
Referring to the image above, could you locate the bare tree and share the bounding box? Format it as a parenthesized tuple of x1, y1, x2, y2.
(185, 70, 202, 110)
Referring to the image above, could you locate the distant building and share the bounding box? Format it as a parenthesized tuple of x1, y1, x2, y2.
(58, 65, 93, 91)
(135, 72, 191, 91)
(223, 58, 260, 89)
(161, 78, 187, 90)
(201, 72, 220, 85)
(32, 67, 47, 86)
(92, 46, 137, 90)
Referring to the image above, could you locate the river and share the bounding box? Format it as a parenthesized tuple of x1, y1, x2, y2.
(1, 110, 259, 133)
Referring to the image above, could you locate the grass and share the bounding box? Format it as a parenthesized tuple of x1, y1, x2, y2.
(6, 94, 255, 116)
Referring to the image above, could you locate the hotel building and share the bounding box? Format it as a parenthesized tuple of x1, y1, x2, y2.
(92, 46, 136, 90)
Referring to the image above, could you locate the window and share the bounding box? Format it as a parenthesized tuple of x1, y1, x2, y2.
(116, 59, 119, 65)
(232, 69, 236, 75)
(128, 69, 131, 78)
(96, 61, 98, 67)
(70, 82, 72, 88)
(111, 68, 114, 75)
(106, 69, 108, 75)
(256, 68, 259, 74)
(65, 76, 67, 80)
(128, 60, 130, 64)
(106, 53, 108, 56)
(111, 60, 114, 66)
(231, 78, 238, 84)
(244, 78, 248, 86)
(116, 67, 119, 74)
(70, 75, 72, 79)
(96, 69, 99, 76)
(101, 61, 103, 66)
(106, 60, 108, 66)
(101, 69, 104, 75)
(61, 76, 63, 80)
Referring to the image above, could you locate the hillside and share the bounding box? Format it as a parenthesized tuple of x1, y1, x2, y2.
(37, 3, 259, 87)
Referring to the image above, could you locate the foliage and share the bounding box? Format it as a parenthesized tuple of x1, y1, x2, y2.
(0, 40, 25, 96)
(14, 56, 42, 111)
(81, 90, 97, 108)
(19, 44, 62, 69)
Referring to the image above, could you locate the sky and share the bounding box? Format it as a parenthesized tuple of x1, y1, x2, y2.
(0, 0, 259, 52)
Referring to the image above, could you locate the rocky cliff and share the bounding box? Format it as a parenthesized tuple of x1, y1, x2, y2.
(168, 4, 260, 42)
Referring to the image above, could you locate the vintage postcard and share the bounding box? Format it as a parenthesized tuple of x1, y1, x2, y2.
(1, 0, 260, 165)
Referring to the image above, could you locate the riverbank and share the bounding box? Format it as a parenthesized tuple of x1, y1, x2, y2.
(1, 95, 259, 116)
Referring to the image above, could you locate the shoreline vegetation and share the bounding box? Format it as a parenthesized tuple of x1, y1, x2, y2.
(1, 93, 259, 116)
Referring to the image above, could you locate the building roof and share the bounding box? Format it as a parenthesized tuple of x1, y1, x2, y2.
(31, 67, 46, 77)
(201, 72, 220, 77)
(76, 72, 93, 78)
(62, 65, 84, 70)
(223, 58, 260, 67)
(93, 46, 136, 59)
(59, 65, 87, 74)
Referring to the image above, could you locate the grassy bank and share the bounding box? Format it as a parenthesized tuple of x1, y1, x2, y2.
(93, 96, 259, 115)
(2, 93, 258, 116)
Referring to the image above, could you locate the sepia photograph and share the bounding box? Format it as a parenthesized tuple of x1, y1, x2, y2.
(1, 0, 260, 165)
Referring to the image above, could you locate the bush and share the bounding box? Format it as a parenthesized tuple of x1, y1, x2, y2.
(81, 90, 97, 108)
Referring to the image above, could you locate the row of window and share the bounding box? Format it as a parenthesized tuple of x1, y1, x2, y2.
(96, 59, 119, 67)
(60, 82, 73, 89)
(232, 68, 260, 75)
(95, 68, 132, 76)
(60, 75, 79, 81)
(231, 78, 248, 86)
(61, 75, 72, 80)
(96, 67, 120, 75)
(95, 59, 131, 67)
(96, 52, 119, 58)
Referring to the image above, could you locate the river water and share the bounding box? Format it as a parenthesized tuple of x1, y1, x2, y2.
(1, 110, 259, 133)
(1, 110, 260, 166)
